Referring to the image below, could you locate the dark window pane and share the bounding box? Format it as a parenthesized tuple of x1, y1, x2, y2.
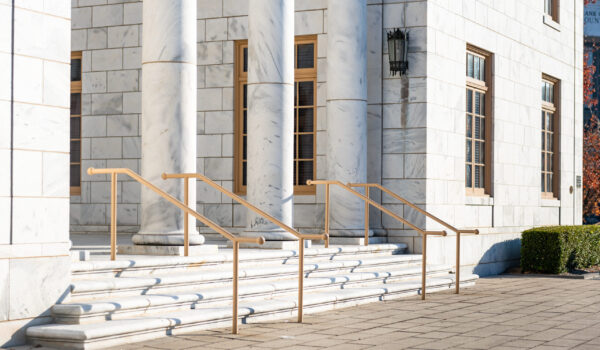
(466, 114, 472, 138)
(71, 58, 81, 81)
(297, 43, 314, 69)
(243, 110, 247, 134)
(298, 161, 313, 185)
(549, 84, 553, 102)
(467, 54, 474, 77)
(242, 136, 247, 160)
(542, 132, 545, 150)
(298, 81, 313, 106)
(547, 133, 553, 151)
(294, 82, 298, 105)
(294, 109, 298, 133)
(547, 174, 552, 192)
(548, 153, 553, 172)
(243, 47, 248, 72)
(542, 152, 546, 171)
(298, 134, 313, 159)
(541, 173, 545, 192)
(70, 93, 81, 115)
(475, 116, 482, 139)
(474, 56, 480, 80)
(466, 165, 472, 187)
(480, 92, 485, 114)
(70, 117, 81, 139)
(243, 84, 247, 108)
(242, 162, 247, 186)
(547, 113, 553, 131)
(293, 161, 297, 185)
(298, 108, 314, 132)
(467, 89, 473, 113)
(542, 83, 546, 101)
(475, 92, 481, 115)
(466, 140, 472, 162)
(474, 141, 481, 163)
(474, 165, 482, 188)
(479, 58, 485, 81)
(70, 164, 81, 187)
(70, 141, 81, 163)
(541, 111, 545, 129)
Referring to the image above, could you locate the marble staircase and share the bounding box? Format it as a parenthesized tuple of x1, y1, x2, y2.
(26, 244, 478, 350)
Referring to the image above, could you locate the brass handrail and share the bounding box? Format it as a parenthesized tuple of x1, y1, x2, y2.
(307, 180, 446, 300)
(162, 172, 329, 324)
(87, 167, 264, 335)
(348, 183, 479, 295)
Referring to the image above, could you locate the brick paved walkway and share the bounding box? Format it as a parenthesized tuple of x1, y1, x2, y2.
(111, 276, 600, 350)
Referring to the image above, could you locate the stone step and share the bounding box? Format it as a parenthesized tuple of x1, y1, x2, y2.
(27, 275, 478, 350)
(54, 264, 453, 324)
(67, 254, 423, 302)
(71, 244, 408, 279)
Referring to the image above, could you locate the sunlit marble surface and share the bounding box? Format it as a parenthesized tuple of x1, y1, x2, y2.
(244, 0, 296, 241)
(327, 0, 369, 237)
(136, 0, 202, 245)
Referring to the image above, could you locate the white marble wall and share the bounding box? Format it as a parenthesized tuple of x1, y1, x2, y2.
(0, 0, 71, 346)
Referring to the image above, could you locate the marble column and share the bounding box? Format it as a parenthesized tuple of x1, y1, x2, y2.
(243, 0, 296, 241)
(326, 0, 369, 237)
(134, 0, 203, 246)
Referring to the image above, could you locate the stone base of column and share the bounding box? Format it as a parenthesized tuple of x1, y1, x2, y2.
(328, 229, 374, 238)
(131, 233, 206, 246)
(118, 244, 218, 256)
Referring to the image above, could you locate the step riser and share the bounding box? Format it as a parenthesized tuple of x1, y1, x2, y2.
(56, 270, 452, 324)
(71, 249, 407, 279)
(33, 281, 475, 350)
(68, 260, 424, 302)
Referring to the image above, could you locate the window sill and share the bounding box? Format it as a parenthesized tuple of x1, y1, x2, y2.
(543, 14, 561, 32)
(465, 195, 494, 206)
(541, 198, 561, 207)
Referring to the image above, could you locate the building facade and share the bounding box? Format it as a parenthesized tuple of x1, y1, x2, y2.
(0, 0, 584, 346)
(68, 0, 583, 274)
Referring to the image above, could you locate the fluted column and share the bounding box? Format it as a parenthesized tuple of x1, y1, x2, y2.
(134, 0, 202, 246)
(327, 0, 369, 237)
(243, 0, 296, 241)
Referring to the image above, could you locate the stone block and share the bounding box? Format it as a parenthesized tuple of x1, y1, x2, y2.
(70, 203, 106, 225)
(87, 28, 107, 50)
(107, 114, 138, 137)
(197, 0, 222, 19)
(13, 150, 42, 197)
(205, 158, 233, 180)
(42, 152, 69, 197)
(205, 111, 233, 134)
(123, 47, 141, 69)
(12, 197, 69, 243)
(295, 10, 323, 35)
(107, 70, 139, 92)
(0, 259, 7, 320)
(14, 104, 69, 153)
(43, 60, 70, 107)
(382, 154, 404, 179)
(197, 42, 223, 65)
(14, 55, 43, 104)
(82, 72, 107, 93)
(204, 204, 233, 227)
(122, 136, 141, 158)
(227, 16, 248, 40)
(123, 2, 142, 25)
(122, 91, 141, 113)
(382, 128, 426, 154)
(295, 0, 326, 11)
(72, 29, 87, 51)
(117, 203, 138, 225)
(197, 88, 222, 111)
(91, 93, 123, 115)
(90, 137, 122, 159)
(222, 134, 234, 157)
(205, 64, 233, 88)
(197, 134, 221, 157)
(222, 87, 234, 109)
(121, 181, 140, 203)
(196, 181, 222, 204)
(92, 49, 123, 71)
(197, 112, 205, 134)
(223, 41, 234, 64)
(404, 153, 426, 179)
(82, 115, 107, 137)
(92, 4, 123, 27)
(224, 0, 248, 16)
(72, 7, 92, 29)
(90, 181, 113, 203)
(108, 25, 139, 48)
(206, 18, 227, 41)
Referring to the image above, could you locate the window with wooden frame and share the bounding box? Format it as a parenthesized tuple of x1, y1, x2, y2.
(70, 51, 82, 196)
(234, 36, 317, 195)
(544, 0, 559, 23)
(465, 46, 492, 196)
(541, 76, 560, 199)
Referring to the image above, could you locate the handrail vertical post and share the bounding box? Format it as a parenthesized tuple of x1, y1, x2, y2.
(364, 185, 369, 246)
(456, 231, 461, 294)
(325, 184, 330, 248)
(298, 238, 304, 323)
(232, 240, 239, 334)
(421, 233, 427, 300)
(110, 172, 117, 261)
(184, 177, 189, 257)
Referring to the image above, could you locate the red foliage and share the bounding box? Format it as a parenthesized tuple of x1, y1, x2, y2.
(584, 0, 600, 220)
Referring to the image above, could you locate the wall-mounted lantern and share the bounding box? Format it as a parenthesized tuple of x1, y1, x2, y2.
(387, 28, 409, 76)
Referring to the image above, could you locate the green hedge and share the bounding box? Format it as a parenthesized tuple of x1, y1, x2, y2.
(521, 225, 600, 274)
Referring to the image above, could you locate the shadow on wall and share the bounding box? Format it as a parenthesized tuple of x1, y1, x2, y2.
(472, 238, 522, 277)
(1, 286, 71, 348)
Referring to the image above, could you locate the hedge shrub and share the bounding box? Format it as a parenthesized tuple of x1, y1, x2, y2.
(521, 225, 600, 274)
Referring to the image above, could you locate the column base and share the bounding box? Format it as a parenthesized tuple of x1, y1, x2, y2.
(131, 233, 205, 246)
(118, 244, 218, 256)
